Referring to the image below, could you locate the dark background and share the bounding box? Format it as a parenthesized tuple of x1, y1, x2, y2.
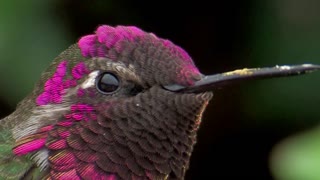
(0, 1, 319, 179)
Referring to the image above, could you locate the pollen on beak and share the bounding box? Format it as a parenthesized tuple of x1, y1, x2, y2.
(164, 64, 320, 93)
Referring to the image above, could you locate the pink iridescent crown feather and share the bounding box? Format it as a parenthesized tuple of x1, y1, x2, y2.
(79, 25, 146, 58)
(78, 25, 194, 62)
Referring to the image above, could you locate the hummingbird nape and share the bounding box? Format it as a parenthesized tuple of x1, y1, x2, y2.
(0, 25, 319, 180)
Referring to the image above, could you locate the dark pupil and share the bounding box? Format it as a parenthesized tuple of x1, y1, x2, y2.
(97, 73, 119, 93)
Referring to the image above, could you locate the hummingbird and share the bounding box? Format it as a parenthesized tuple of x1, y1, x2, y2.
(0, 25, 319, 180)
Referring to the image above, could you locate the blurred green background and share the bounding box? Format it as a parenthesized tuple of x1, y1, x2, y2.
(0, 0, 319, 179)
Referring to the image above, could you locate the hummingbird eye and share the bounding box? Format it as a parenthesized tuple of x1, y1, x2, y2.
(96, 72, 120, 94)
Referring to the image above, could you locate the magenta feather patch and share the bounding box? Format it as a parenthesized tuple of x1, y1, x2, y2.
(78, 25, 145, 58)
(64, 104, 96, 121)
(13, 139, 46, 155)
(36, 61, 90, 106)
(13, 125, 53, 155)
(71, 62, 90, 80)
(36, 61, 68, 105)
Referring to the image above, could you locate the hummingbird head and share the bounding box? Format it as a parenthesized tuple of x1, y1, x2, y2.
(11, 25, 213, 179)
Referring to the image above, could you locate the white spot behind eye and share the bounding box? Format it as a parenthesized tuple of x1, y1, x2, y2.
(81, 70, 99, 89)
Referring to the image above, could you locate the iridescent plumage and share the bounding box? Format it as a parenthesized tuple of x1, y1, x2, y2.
(0, 25, 212, 179)
(1, 25, 319, 180)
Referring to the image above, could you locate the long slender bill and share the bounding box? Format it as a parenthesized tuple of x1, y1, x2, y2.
(164, 64, 320, 93)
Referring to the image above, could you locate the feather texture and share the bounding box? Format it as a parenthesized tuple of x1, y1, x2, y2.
(0, 25, 212, 179)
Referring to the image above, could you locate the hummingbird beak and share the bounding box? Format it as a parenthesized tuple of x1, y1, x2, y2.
(164, 64, 320, 93)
